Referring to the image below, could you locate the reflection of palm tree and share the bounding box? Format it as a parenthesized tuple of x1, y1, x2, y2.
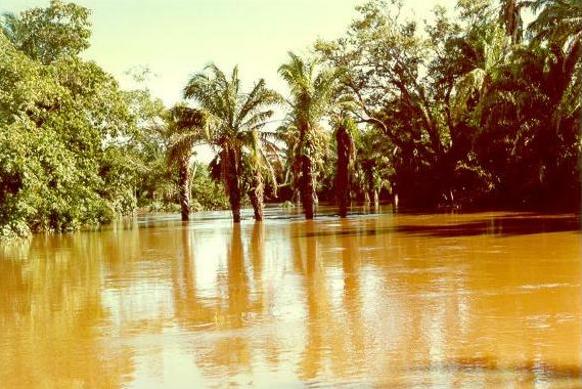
(295, 221, 327, 380)
(0, 235, 132, 388)
(339, 219, 365, 372)
(226, 224, 250, 328)
(202, 225, 252, 375)
(180, 226, 195, 300)
(292, 221, 369, 380)
(171, 226, 217, 329)
(249, 222, 265, 287)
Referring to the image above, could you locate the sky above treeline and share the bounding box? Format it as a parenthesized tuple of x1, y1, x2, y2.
(2, 0, 457, 105)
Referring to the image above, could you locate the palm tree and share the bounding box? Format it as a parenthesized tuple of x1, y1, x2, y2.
(184, 64, 281, 222)
(279, 52, 338, 219)
(276, 117, 304, 204)
(528, 0, 581, 84)
(528, 0, 582, 47)
(451, 24, 509, 125)
(527, 0, 581, 124)
(248, 131, 282, 221)
(353, 127, 393, 206)
(334, 117, 356, 218)
(166, 104, 207, 221)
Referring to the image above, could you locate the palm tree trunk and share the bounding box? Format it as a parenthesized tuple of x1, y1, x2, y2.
(226, 151, 242, 223)
(178, 157, 190, 221)
(335, 124, 354, 218)
(301, 154, 315, 219)
(300, 121, 316, 220)
(249, 171, 264, 221)
(228, 183, 241, 223)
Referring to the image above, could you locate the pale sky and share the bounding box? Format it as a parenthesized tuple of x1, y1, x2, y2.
(2, 0, 456, 105)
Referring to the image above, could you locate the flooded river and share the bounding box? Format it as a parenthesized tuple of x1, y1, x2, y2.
(1, 209, 581, 387)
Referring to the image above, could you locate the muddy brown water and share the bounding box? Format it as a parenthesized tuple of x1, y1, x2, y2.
(1, 208, 580, 387)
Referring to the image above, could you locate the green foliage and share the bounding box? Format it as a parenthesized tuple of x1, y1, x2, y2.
(190, 163, 229, 211)
(0, 26, 120, 235)
(0, 2, 144, 239)
(2, 0, 91, 65)
(313, 0, 581, 210)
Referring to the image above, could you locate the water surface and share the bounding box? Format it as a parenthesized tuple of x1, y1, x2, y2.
(1, 209, 581, 387)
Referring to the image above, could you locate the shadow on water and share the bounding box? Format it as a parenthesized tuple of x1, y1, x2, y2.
(412, 357, 582, 380)
(396, 215, 581, 238)
(300, 214, 581, 239)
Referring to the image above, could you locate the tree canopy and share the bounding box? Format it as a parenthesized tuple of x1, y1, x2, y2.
(0, 0, 579, 236)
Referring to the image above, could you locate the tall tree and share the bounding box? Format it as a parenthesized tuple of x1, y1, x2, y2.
(184, 65, 280, 222)
(279, 52, 338, 219)
(167, 105, 206, 221)
(1, 0, 91, 65)
(242, 130, 280, 221)
(0, 9, 139, 237)
(334, 118, 356, 217)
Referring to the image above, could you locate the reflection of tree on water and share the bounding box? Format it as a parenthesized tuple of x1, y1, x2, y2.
(224, 224, 250, 328)
(2, 215, 579, 387)
(171, 226, 215, 326)
(249, 222, 282, 367)
(249, 222, 264, 287)
(170, 224, 274, 381)
(292, 220, 368, 381)
(296, 221, 326, 380)
(208, 224, 252, 372)
(339, 219, 366, 376)
(0, 233, 134, 388)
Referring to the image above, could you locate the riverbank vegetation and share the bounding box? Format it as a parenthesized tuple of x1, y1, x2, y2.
(0, 0, 580, 236)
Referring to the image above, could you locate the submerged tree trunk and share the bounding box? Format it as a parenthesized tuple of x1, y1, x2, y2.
(335, 123, 354, 218)
(225, 150, 242, 223)
(178, 157, 190, 221)
(299, 121, 316, 220)
(301, 154, 315, 219)
(371, 189, 379, 208)
(249, 171, 264, 221)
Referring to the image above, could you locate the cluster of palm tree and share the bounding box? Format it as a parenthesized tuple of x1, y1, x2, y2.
(167, 54, 347, 222)
(167, 65, 281, 222)
(166, 0, 581, 222)
(278, 53, 340, 219)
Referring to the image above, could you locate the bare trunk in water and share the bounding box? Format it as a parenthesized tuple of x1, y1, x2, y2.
(335, 123, 354, 218)
(301, 154, 315, 219)
(225, 150, 242, 223)
(178, 156, 190, 221)
(300, 121, 315, 220)
(249, 170, 264, 221)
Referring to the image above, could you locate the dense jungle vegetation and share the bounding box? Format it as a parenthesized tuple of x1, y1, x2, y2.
(0, 0, 580, 238)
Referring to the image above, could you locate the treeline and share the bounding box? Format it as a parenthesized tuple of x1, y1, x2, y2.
(0, 0, 580, 237)
(312, 0, 581, 212)
(0, 1, 227, 239)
